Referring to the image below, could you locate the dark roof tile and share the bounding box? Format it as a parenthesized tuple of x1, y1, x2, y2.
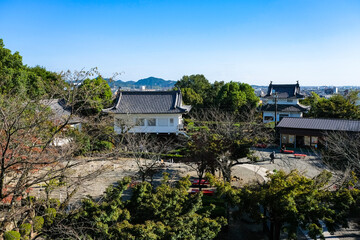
(263, 81, 305, 99)
(103, 90, 191, 114)
(277, 117, 360, 132)
(261, 104, 309, 112)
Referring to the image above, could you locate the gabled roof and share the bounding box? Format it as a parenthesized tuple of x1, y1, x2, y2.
(102, 90, 191, 114)
(40, 99, 82, 124)
(261, 103, 310, 112)
(277, 117, 360, 132)
(263, 81, 305, 99)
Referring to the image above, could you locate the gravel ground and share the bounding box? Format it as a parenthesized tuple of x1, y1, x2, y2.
(40, 150, 358, 239)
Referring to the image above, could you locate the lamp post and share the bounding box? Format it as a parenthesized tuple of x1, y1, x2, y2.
(274, 92, 278, 125)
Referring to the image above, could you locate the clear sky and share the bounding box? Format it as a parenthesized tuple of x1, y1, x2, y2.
(1, 0, 360, 86)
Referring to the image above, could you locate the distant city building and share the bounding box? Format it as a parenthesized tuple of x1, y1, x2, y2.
(260, 81, 309, 123)
(324, 87, 338, 95)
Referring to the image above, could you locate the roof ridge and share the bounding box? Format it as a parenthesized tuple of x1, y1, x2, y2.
(283, 117, 360, 122)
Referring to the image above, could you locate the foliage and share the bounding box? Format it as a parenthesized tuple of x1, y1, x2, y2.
(185, 109, 272, 182)
(3, 231, 21, 240)
(237, 170, 357, 240)
(175, 75, 258, 114)
(0, 39, 65, 99)
(304, 93, 360, 119)
(0, 67, 111, 235)
(175, 75, 225, 110)
(69, 129, 92, 156)
(44, 208, 57, 226)
(321, 131, 360, 174)
(69, 119, 115, 155)
(216, 82, 259, 113)
(181, 87, 203, 106)
(33, 216, 44, 232)
(175, 75, 212, 105)
(51, 175, 226, 239)
(299, 91, 321, 106)
(19, 223, 32, 238)
(74, 76, 113, 116)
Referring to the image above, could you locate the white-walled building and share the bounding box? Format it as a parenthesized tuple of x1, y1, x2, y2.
(102, 90, 191, 134)
(260, 81, 309, 123)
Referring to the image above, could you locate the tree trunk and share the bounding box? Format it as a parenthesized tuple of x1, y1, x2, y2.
(274, 222, 281, 240)
(263, 208, 268, 233)
(222, 168, 231, 182)
(269, 222, 274, 240)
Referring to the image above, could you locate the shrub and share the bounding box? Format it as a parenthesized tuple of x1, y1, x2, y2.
(3, 231, 21, 240)
(33, 216, 44, 232)
(49, 198, 61, 209)
(21, 196, 36, 206)
(44, 208, 57, 226)
(19, 223, 32, 239)
(93, 140, 113, 152)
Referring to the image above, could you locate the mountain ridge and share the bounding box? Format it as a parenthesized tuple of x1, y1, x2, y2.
(105, 77, 176, 90)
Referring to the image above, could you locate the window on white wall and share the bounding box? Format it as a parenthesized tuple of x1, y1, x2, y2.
(135, 118, 145, 126)
(169, 118, 174, 126)
(158, 118, 168, 126)
(279, 114, 288, 121)
(147, 118, 156, 126)
(115, 118, 125, 127)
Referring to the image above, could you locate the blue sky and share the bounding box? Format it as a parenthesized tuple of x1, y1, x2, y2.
(1, 0, 360, 86)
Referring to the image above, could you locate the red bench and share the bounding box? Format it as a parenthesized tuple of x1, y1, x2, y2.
(190, 189, 215, 196)
(192, 179, 210, 185)
(294, 154, 307, 159)
(255, 143, 267, 148)
(280, 149, 294, 154)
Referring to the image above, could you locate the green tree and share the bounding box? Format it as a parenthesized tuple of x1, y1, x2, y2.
(74, 76, 113, 116)
(175, 75, 226, 110)
(27, 65, 65, 97)
(181, 87, 203, 106)
(175, 75, 213, 107)
(300, 91, 320, 106)
(0, 39, 65, 99)
(50, 175, 226, 239)
(216, 82, 259, 113)
(306, 94, 360, 119)
(186, 109, 271, 182)
(237, 170, 357, 240)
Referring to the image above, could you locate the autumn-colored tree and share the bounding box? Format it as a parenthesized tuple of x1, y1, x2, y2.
(0, 68, 114, 237)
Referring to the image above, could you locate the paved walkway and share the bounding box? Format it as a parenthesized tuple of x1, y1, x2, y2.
(240, 164, 271, 181)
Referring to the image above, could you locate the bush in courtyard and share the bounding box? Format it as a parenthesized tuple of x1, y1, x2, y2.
(44, 208, 57, 226)
(3, 231, 21, 240)
(19, 223, 32, 239)
(33, 216, 44, 232)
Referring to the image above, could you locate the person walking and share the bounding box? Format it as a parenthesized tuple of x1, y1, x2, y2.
(270, 151, 275, 164)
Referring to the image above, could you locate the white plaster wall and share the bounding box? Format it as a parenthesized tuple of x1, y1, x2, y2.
(262, 99, 300, 105)
(113, 113, 183, 134)
(263, 111, 301, 123)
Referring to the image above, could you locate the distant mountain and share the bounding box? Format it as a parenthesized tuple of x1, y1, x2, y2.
(105, 77, 176, 90)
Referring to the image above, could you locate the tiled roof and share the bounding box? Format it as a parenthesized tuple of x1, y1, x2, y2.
(277, 117, 360, 132)
(261, 104, 310, 112)
(102, 90, 191, 114)
(40, 99, 82, 124)
(263, 81, 305, 99)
